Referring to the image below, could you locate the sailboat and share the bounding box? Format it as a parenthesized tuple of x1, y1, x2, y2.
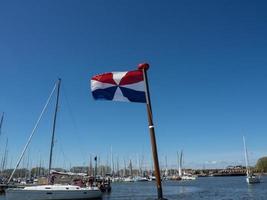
(179, 150, 196, 180)
(6, 79, 102, 200)
(243, 136, 260, 184)
(123, 160, 134, 182)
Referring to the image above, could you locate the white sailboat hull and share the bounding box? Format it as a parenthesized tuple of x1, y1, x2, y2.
(123, 177, 134, 182)
(6, 185, 102, 200)
(134, 176, 149, 182)
(181, 175, 197, 180)
(246, 176, 260, 184)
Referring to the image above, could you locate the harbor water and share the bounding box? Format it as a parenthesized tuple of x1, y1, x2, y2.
(1, 176, 267, 200)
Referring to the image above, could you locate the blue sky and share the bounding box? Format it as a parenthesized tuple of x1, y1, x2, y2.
(0, 0, 267, 170)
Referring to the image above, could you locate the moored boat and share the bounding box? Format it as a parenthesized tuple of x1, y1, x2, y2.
(246, 175, 260, 184)
(181, 174, 197, 180)
(243, 136, 260, 184)
(123, 177, 134, 182)
(6, 185, 101, 200)
(134, 176, 149, 182)
(178, 150, 197, 181)
(5, 80, 102, 200)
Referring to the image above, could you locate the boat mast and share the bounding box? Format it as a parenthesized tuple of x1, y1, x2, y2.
(179, 150, 183, 176)
(0, 113, 4, 173)
(243, 136, 250, 176)
(48, 79, 61, 177)
(1, 138, 8, 175)
(123, 158, 126, 177)
(165, 155, 168, 177)
(129, 159, 133, 177)
(176, 151, 179, 175)
(0, 112, 4, 137)
(89, 155, 93, 176)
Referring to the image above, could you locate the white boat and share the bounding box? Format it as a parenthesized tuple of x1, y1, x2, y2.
(148, 175, 156, 181)
(123, 177, 134, 182)
(134, 176, 149, 182)
(6, 79, 102, 200)
(6, 185, 101, 200)
(181, 174, 197, 180)
(243, 136, 260, 184)
(246, 175, 260, 184)
(178, 150, 196, 180)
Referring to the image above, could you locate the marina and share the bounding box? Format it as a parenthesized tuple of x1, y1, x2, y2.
(1, 0, 267, 199)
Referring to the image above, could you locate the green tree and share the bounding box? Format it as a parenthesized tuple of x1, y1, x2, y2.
(256, 157, 267, 172)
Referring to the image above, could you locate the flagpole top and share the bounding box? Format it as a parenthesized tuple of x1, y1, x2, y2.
(138, 63, 150, 71)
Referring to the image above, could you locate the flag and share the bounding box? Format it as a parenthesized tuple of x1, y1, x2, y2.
(91, 70, 146, 103)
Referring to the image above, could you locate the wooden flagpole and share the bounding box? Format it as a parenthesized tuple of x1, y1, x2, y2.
(138, 63, 165, 200)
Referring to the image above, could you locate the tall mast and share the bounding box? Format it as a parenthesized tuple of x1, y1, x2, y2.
(129, 160, 133, 177)
(89, 155, 92, 176)
(165, 155, 168, 177)
(1, 138, 8, 173)
(111, 146, 114, 176)
(123, 158, 126, 177)
(0, 112, 4, 137)
(176, 151, 179, 175)
(116, 156, 119, 177)
(48, 79, 61, 177)
(243, 136, 250, 176)
(179, 150, 183, 176)
(0, 113, 4, 175)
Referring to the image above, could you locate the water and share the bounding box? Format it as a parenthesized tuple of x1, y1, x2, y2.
(102, 176, 267, 200)
(1, 176, 267, 200)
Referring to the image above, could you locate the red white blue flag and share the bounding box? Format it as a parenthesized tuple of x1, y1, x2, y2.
(91, 70, 146, 103)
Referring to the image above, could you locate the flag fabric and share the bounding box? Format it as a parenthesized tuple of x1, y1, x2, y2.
(91, 70, 146, 103)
